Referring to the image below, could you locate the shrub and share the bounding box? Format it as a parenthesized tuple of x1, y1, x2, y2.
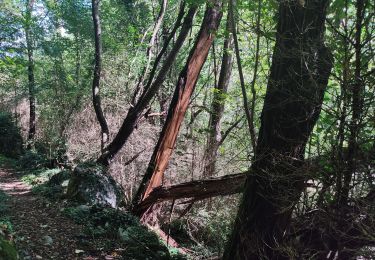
(18, 150, 49, 170)
(0, 112, 23, 158)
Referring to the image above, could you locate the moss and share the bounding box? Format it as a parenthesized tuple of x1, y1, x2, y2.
(0, 236, 18, 260)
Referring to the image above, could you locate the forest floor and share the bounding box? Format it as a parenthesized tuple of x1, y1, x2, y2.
(0, 164, 122, 260)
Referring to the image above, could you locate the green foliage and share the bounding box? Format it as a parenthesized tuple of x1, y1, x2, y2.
(0, 112, 23, 158)
(63, 205, 138, 236)
(18, 150, 49, 170)
(19, 168, 68, 199)
(0, 191, 16, 260)
(63, 205, 185, 259)
(0, 155, 17, 170)
(118, 225, 169, 259)
(0, 191, 8, 218)
(31, 184, 65, 200)
(166, 201, 237, 258)
(0, 236, 18, 260)
(20, 168, 57, 184)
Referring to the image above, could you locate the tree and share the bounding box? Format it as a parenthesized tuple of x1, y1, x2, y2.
(224, 0, 333, 258)
(97, 3, 198, 165)
(91, 0, 109, 153)
(25, 0, 36, 149)
(203, 9, 234, 178)
(132, 0, 224, 220)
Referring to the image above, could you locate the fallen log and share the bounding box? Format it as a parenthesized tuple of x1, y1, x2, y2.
(134, 171, 248, 214)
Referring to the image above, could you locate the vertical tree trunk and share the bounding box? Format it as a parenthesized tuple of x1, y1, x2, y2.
(334, 0, 350, 205)
(338, 0, 364, 206)
(92, 0, 109, 153)
(203, 10, 234, 177)
(230, 0, 257, 151)
(224, 0, 333, 258)
(25, 0, 36, 149)
(132, 0, 223, 219)
(97, 6, 197, 165)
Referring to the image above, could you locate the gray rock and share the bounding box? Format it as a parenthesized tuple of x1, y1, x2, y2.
(66, 162, 123, 207)
(47, 170, 71, 187)
(41, 235, 53, 246)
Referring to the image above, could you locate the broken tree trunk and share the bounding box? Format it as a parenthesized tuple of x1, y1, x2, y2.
(136, 172, 247, 214)
(132, 0, 224, 218)
(223, 0, 333, 258)
(135, 154, 324, 211)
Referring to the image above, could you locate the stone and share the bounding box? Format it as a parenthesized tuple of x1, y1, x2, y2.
(66, 162, 123, 208)
(47, 170, 71, 187)
(41, 235, 53, 246)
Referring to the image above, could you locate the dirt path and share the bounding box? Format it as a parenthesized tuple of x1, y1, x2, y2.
(0, 166, 118, 260)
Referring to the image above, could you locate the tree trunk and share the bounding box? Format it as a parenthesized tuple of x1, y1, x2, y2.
(25, 0, 36, 149)
(137, 172, 247, 214)
(135, 155, 323, 211)
(97, 5, 197, 165)
(338, 0, 364, 207)
(224, 0, 333, 258)
(92, 0, 109, 153)
(203, 9, 234, 177)
(230, 0, 257, 151)
(132, 0, 223, 219)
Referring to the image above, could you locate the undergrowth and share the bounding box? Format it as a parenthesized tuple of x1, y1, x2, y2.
(64, 205, 186, 259)
(0, 191, 17, 260)
(0, 191, 12, 233)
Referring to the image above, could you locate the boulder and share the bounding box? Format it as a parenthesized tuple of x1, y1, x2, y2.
(47, 170, 71, 187)
(66, 162, 123, 207)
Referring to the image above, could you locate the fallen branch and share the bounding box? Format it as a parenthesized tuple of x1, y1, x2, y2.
(135, 172, 248, 214)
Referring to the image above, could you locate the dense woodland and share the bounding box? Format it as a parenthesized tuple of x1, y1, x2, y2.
(0, 0, 374, 259)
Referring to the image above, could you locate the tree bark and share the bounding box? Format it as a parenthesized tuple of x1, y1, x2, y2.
(136, 172, 247, 214)
(203, 9, 234, 177)
(132, 0, 224, 219)
(92, 0, 109, 153)
(224, 0, 333, 258)
(25, 0, 36, 149)
(97, 5, 197, 165)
